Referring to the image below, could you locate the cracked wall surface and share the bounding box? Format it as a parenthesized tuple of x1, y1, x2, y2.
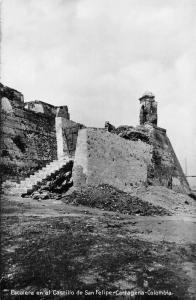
(0, 84, 84, 182)
(73, 128, 152, 192)
(1, 97, 57, 181)
(1, 84, 190, 195)
(73, 126, 190, 194)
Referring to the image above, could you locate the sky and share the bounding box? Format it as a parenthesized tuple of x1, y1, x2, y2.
(1, 0, 196, 184)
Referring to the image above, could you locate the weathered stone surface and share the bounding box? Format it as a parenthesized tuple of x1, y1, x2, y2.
(0, 83, 24, 107)
(149, 126, 190, 193)
(1, 84, 190, 198)
(25, 101, 70, 119)
(73, 125, 190, 195)
(56, 117, 85, 159)
(73, 128, 152, 193)
(1, 97, 13, 115)
(0, 83, 81, 182)
(1, 104, 57, 181)
(56, 106, 70, 119)
(114, 124, 190, 193)
(139, 92, 158, 126)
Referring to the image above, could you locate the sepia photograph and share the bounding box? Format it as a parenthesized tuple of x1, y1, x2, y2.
(0, 0, 196, 299)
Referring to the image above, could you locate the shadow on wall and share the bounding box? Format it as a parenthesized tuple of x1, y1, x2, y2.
(12, 135, 27, 153)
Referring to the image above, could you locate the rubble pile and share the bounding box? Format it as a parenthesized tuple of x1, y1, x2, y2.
(105, 122, 151, 144)
(62, 184, 171, 216)
(117, 128, 151, 144)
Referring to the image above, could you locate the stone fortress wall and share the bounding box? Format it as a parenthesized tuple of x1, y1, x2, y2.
(73, 128, 152, 193)
(0, 83, 81, 181)
(73, 91, 190, 195)
(73, 126, 190, 195)
(0, 84, 191, 195)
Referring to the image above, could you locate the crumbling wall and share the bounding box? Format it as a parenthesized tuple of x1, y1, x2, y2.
(56, 118, 84, 158)
(140, 101, 157, 125)
(0, 83, 24, 108)
(1, 91, 57, 181)
(0, 84, 85, 182)
(149, 127, 190, 194)
(1, 83, 190, 196)
(61, 119, 83, 156)
(114, 124, 190, 194)
(73, 128, 152, 192)
(73, 126, 190, 195)
(25, 101, 70, 119)
(25, 101, 57, 115)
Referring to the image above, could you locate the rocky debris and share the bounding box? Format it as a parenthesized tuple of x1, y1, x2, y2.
(105, 124, 152, 144)
(135, 185, 196, 215)
(62, 184, 171, 216)
(22, 160, 73, 200)
(118, 129, 150, 144)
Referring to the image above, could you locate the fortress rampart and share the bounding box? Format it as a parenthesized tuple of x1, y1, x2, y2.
(0, 84, 191, 195)
(0, 83, 81, 181)
(73, 126, 190, 194)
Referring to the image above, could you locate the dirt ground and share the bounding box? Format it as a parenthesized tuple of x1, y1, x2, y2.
(1, 192, 196, 300)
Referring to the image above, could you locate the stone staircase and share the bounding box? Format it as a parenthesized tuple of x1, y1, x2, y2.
(2, 157, 72, 195)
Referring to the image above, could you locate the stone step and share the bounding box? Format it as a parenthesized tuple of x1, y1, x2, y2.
(29, 162, 67, 177)
(26, 167, 63, 182)
(3, 157, 72, 195)
(27, 167, 68, 188)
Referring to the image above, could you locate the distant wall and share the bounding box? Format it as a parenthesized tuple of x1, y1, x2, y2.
(25, 101, 70, 119)
(73, 128, 152, 192)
